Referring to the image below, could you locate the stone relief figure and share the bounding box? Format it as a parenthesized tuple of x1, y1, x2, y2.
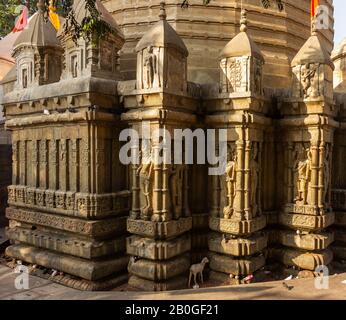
(136, 141, 154, 220)
(144, 46, 157, 89)
(223, 145, 237, 219)
(227, 59, 242, 93)
(254, 60, 262, 94)
(293, 145, 312, 205)
(169, 164, 184, 219)
(301, 63, 317, 98)
(250, 143, 260, 216)
(324, 144, 331, 205)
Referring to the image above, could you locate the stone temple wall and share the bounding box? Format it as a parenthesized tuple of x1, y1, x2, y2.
(0, 121, 11, 227)
(102, 0, 334, 88)
(3, 0, 346, 292)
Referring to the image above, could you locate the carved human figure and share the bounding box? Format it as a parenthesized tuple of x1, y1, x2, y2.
(323, 144, 331, 205)
(144, 46, 157, 89)
(254, 61, 262, 94)
(136, 141, 154, 220)
(169, 164, 184, 219)
(223, 146, 237, 219)
(294, 146, 312, 205)
(250, 143, 260, 216)
(301, 63, 317, 98)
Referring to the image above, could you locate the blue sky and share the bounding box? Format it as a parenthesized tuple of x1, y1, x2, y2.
(334, 0, 346, 46)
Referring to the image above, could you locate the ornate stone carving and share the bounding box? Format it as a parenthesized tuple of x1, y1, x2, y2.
(293, 145, 312, 205)
(137, 144, 154, 221)
(223, 145, 237, 219)
(144, 46, 157, 89)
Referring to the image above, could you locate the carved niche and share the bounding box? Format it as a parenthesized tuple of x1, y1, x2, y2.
(220, 56, 263, 94)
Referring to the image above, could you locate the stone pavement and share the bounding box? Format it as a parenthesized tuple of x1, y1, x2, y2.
(0, 264, 346, 300)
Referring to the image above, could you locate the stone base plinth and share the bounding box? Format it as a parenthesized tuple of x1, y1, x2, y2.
(6, 226, 126, 259)
(209, 270, 241, 285)
(208, 232, 267, 257)
(279, 212, 335, 231)
(27, 267, 128, 291)
(209, 252, 265, 276)
(268, 247, 333, 271)
(276, 230, 334, 251)
(126, 234, 191, 261)
(128, 254, 190, 281)
(127, 217, 192, 239)
(209, 216, 266, 236)
(128, 275, 187, 291)
(6, 244, 129, 281)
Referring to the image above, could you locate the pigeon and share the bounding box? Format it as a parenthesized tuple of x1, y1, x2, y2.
(43, 109, 50, 115)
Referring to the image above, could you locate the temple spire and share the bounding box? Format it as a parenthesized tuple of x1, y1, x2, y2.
(240, 9, 248, 32)
(159, 1, 167, 20)
(37, 0, 46, 13)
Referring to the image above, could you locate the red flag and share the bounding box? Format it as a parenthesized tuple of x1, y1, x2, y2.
(311, 0, 320, 18)
(12, 6, 29, 33)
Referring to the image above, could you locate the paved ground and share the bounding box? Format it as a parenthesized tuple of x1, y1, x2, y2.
(0, 264, 346, 300)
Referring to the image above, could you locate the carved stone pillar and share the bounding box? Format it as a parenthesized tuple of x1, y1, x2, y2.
(273, 25, 337, 276)
(205, 10, 268, 285)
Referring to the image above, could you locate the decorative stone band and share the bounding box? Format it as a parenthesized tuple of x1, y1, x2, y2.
(128, 254, 190, 281)
(6, 244, 129, 281)
(208, 232, 268, 257)
(283, 203, 329, 216)
(275, 229, 334, 251)
(6, 226, 126, 259)
(209, 216, 266, 236)
(8, 185, 130, 219)
(279, 212, 335, 231)
(209, 252, 265, 276)
(126, 234, 191, 261)
(6, 207, 127, 239)
(268, 248, 333, 271)
(332, 189, 346, 211)
(127, 217, 192, 240)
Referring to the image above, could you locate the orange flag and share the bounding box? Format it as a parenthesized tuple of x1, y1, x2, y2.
(49, 1, 61, 31)
(311, 0, 320, 18)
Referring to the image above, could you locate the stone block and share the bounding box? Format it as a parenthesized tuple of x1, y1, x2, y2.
(208, 232, 268, 257)
(279, 212, 335, 231)
(277, 230, 334, 251)
(209, 216, 266, 236)
(126, 234, 191, 260)
(209, 252, 265, 276)
(268, 247, 333, 271)
(6, 244, 129, 281)
(6, 207, 127, 239)
(209, 270, 241, 285)
(128, 254, 190, 281)
(127, 217, 192, 240)
(128, 275, 187, 291)
(6, 226, 126, 259)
